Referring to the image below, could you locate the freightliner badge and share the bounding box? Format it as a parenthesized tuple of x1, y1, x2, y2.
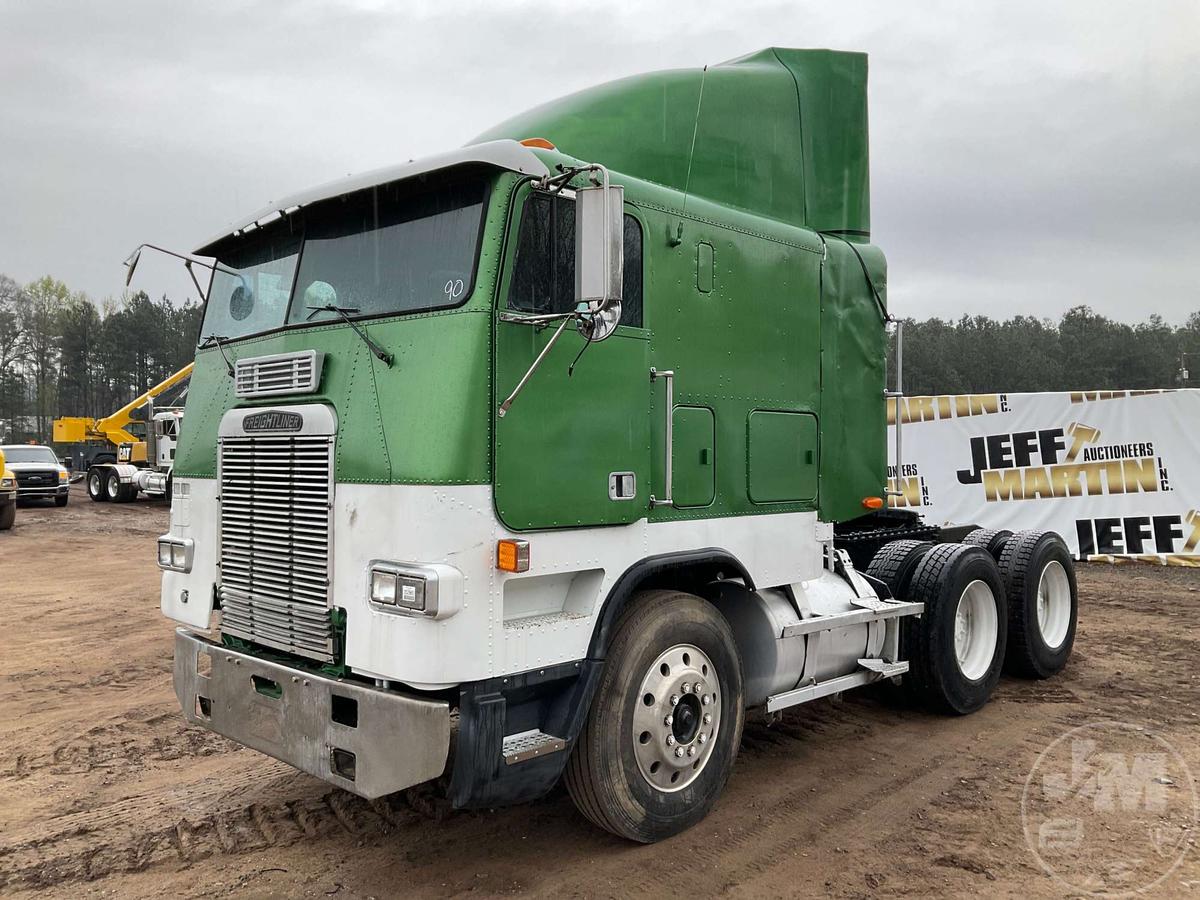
(242, 410, 303, 433)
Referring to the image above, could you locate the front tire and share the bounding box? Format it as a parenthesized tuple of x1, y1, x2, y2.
(565, 590, 744, 843)
(904, 543, 1007, 715)
(0, 502, 14, 530)
(55, 493, 69, 507)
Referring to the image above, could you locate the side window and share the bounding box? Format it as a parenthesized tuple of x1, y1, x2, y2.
(508, 192, 643, 328)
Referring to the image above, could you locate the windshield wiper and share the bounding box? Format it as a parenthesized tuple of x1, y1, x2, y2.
(199, 333, 235, 378)
(306, 305, 394, 367)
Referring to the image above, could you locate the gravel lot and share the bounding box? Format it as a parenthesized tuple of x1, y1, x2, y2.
(2, 484, 1198, 898)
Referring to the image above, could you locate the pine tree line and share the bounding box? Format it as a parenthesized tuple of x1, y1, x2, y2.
(0, 274, 201, 443)
(890, 306, 1200, 396)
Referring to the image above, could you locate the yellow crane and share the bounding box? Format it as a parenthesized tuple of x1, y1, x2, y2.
(54, 363, 193, 470)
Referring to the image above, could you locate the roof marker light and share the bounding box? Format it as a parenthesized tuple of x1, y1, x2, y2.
(520, 138, 556, 150)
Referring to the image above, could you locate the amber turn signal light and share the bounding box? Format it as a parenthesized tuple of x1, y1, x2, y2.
(519, 137, 556, 150)
(861, 496, 885, 510)
(497, 539, 530, 573)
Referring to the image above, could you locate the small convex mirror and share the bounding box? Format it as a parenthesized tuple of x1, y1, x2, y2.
(575, 182, 624, 341)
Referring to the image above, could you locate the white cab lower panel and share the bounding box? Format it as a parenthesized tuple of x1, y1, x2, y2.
(160, 477, 219, 629)
(335, 484, 823, 687)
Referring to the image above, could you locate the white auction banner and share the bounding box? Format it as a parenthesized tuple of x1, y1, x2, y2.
(887, 390, 1200, 565)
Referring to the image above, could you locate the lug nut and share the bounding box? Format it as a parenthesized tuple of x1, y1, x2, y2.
(703, 713, 712, 725)
(674, 747, 685, 758)
(670, 694, 680, 706)
(666, 734, 676, 746)
(680, 682, 690, 693)
(693, 682, 703, 693)
(663, 715, 674, 727)
(698, 733, 708, 745)
(701, 694, 711, 706)
(687, 745, 697, 757)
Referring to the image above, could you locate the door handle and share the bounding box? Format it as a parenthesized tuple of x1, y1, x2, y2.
(650, 367, 674, 508)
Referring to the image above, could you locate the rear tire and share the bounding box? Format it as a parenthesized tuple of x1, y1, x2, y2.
(88, 468, 108, 502)
(104, 469, 126, 502)
(866, 539, 934, 600)
(963, 527, 1013, 559)
(904, 543, 1007, 715)
(0, 502, 14, 530)
(564, 590, 744, 843)
(998, 531, 1078, 679)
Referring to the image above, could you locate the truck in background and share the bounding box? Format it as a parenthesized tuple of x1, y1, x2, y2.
(154, 48, 1079, 842)
(0, 443, 70, 506)
(0, 448, 15, 530)
(53, 364, 190, 503)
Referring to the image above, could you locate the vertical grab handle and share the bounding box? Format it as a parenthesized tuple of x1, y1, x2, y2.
(650, 367, 675, 508)
(885, 320, 905, 496)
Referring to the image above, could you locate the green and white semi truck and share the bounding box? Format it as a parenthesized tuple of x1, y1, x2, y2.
(158, 48, 1078, 842)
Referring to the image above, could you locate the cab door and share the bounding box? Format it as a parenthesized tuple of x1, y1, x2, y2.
(493, 187, 650, 531)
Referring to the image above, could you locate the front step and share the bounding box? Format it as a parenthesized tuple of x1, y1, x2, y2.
(501, 729, 566, 765)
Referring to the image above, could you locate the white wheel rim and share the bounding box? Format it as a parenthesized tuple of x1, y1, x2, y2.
(631, 643, 721, 793)
(953, 579, 999, 681)
(1036, 561, 1072, 649)
(106, 477, 118, 499)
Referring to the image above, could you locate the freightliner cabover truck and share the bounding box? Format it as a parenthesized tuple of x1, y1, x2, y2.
(157, 48, 1079, 842)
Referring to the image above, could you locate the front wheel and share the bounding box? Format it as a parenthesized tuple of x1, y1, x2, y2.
(564, 590, 745, 843)
(55, 493, 69, 507)
(0, 502, 14, 530)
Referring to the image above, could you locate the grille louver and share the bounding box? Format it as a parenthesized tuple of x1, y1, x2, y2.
(218, 433, 335, 662)
(235, 350, 324, 398)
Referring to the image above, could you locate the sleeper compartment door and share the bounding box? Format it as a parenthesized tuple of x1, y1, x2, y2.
(494, 323, 650, 530)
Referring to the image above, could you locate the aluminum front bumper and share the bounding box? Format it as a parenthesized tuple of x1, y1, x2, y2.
(174, 628, 450, 798)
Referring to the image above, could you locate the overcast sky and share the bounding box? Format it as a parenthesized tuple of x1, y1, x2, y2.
(1, 0, 1196, 323)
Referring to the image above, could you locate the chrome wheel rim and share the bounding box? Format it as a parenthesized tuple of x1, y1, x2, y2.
(89, 473, 100, 495)
(953, 579, 999, 681)
(1036, 561, 1072, 649)
(632, 643, 720, 793)
(106, 476, 119, 499)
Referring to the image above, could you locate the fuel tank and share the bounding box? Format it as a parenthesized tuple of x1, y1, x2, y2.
(709, 571, 885, 708)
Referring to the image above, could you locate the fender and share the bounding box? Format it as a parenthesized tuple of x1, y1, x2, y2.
(586, 546, 754, 659)
(449, 547, 752, 809)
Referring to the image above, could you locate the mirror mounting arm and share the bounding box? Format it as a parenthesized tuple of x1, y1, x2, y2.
(497, 315, 576, 418)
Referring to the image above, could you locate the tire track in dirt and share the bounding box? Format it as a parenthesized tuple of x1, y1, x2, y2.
(0, 774, 424, 891)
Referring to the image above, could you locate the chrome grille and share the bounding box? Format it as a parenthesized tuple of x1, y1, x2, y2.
(218, 433, 335, 662)
(235, 350, 324, 398)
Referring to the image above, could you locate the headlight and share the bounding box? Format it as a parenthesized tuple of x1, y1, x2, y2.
(157, 535, 194, 573)
(0, 477, 13, 488)
(368, 562, 447, 616)
(370, 570, 398, 605)
(58, 470, 68, 481)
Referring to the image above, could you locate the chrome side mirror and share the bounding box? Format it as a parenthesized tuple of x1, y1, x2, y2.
(575, 176, 623, 342)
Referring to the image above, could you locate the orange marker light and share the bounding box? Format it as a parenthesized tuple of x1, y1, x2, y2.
(519, 137, 556, 150)
(497, 539, 531, 573)
(861, 496, 885, 510)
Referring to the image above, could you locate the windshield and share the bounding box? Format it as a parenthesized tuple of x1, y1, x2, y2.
(2, 446, 59, 464)
(200, 175, 488, 341)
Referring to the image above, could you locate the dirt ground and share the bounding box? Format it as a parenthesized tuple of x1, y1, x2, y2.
(2, 484, 1198, 898)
